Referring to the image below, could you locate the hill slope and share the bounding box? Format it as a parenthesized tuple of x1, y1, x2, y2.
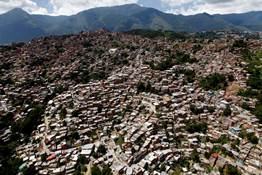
(0, 4, 261, 44)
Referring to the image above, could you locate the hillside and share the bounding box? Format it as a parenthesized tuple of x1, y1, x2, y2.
(0, 4, 261, 44)
(0, 30, 262, 175)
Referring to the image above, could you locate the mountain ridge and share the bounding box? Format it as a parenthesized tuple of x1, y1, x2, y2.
(0, 4, 261, 44)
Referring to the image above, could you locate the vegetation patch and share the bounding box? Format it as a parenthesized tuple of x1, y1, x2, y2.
(186, 122, 208, 134)
(200, 73, 228, 91)
(240, 50, 262, 123)
(145, 52, 196, 71)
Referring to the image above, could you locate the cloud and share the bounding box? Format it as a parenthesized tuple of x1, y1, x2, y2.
(0, 0, 48, 14)
(49, 0, 139, 15)
(138, 0, 166, 11)
(161, 0, 262, 15)
(202, 0, 236, 4)
(0, 0, 261, 16)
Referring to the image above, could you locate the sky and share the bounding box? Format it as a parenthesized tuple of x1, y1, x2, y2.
(0, 0, 261, 16)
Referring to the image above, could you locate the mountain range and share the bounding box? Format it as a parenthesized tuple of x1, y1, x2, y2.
(0, 3, 262, 44)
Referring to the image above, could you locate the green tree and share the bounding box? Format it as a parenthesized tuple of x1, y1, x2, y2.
(239, 128, 247, 139)
(191, 149, 200, 162)
(137, 81, 146, 92)
(175, 52, 196, 64)
(91, 165, 101, 175)
(22, 165, 37, 175)
(115, 136, 124, 146)
(0, 112, 14, 128)
(83, 41, 93, 48)
(200, 73, 228, 90)
(223, 106, 232, 117)
(137, 81, 153, 93)
(101, 165, 113, 175)
(223, 164, 241, 175)
(60, 107, 67, 119)
(190, 104, 204, 115)
(233, 39, 247, 48)
(41, 153, 47, 162)
(227, 74, 235, 82)
(254, 104, 262, 123)
(72, 110, 80, 117)
(0, 157, 23, 175)
(97, 145, 107, 156)
(74, 155, 88, 175)
(216, 135, 230, 144)
(186, 122, 208, 134)
(72, 131, 80, 140)
(247, 133, 259, 144)
(12, 104, 45, 136)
